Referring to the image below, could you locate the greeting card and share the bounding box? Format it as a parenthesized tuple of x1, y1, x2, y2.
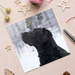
(6, 9, 70, 73)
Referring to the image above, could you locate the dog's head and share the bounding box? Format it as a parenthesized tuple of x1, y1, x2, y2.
(22, 28, 52, 47)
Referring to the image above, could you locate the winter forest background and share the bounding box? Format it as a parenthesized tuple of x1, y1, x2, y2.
(6, 9, 70, 73)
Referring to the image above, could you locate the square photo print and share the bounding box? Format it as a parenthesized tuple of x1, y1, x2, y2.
(6, 9, 70, 73)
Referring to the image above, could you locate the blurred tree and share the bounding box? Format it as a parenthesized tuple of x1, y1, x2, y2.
(25, 17, 33, 30)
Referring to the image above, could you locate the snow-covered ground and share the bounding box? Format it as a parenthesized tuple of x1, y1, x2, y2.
(19, 44, 40, 72)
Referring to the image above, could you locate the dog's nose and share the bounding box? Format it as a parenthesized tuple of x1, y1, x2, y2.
(21, 33, 26, 38)
(22, 32, 28, 35)
(21, 33, 24, 36)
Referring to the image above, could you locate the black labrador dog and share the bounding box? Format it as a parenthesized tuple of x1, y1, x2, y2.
(22, 28, 70, 66)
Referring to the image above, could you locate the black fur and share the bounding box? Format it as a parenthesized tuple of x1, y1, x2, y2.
(22, 28, 70, 66)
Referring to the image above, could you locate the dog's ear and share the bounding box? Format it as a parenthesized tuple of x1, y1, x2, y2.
(42, 28, 52, 43)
